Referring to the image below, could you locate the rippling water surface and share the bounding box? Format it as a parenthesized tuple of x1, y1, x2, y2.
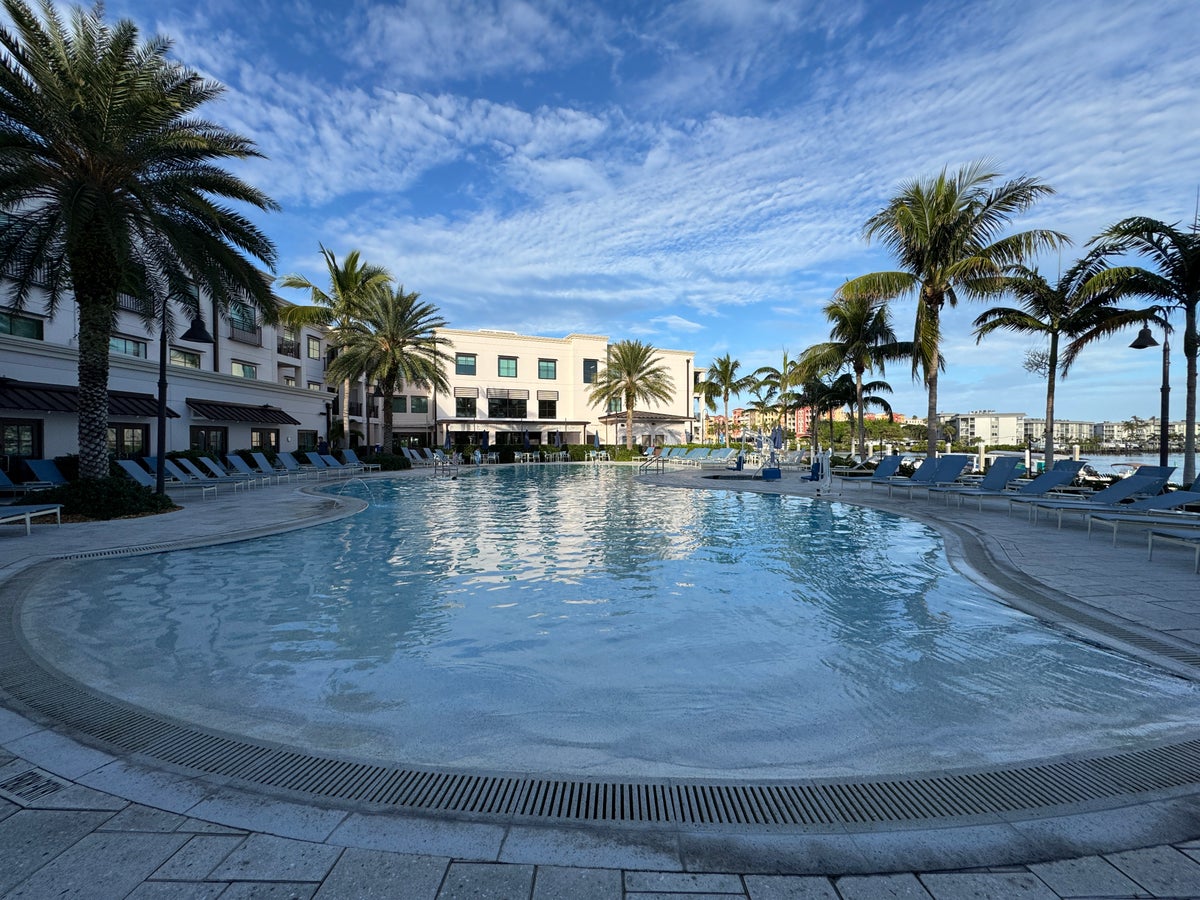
(20, 466, 1200, 778)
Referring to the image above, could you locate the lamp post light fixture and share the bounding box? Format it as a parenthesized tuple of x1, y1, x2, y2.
(156, 314, 214, 495)
(1130, 324, 1170, 467)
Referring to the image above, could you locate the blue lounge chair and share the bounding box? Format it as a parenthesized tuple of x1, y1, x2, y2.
(0, 503, 62, 535)
(889, 454, 970, 499)
(25, 458, 69, 486)
(226, 454, 270, 485)
(1148, 527, 1200, 573)
(0, 468, 46, 498)
(929, 457, 1020, 505)
(342, 449, 381, 472)
(175, 457, 248, 491)
(1023, 474, 1170, 527)
(321, 453, 362, 475)
(249, 452, 292, 483)
(846, 455, 903, 488)
(198, 456, 258, 486)
(869, 456, 935, 493)
(1086, 491, 1200, 544)
(121, 459, 216, 498)
(276, 451, 317, 479)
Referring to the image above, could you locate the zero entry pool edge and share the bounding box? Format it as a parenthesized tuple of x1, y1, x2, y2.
(5, 536, 1200, 837)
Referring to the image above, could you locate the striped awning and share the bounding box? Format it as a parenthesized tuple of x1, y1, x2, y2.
(186, 397, 301, 425)
(0, 380, 176, 418)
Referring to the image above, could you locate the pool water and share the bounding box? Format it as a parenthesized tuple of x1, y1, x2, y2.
(19, 466, 1200, 779)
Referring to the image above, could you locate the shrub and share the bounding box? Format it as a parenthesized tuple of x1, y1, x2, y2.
(36, 475, 177, 520)
(371, 453, 410, 471)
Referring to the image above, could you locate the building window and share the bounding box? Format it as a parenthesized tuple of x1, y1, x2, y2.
(190, 426, 227, 454)
(411, 396, 429, 414)
(170, 348, 201, 369)
(283, 374, 296, 387)
(308, 381, 324, 391)
(608, 396, 623, 413)
(583, 359, 598, 383)
(0, 311, 43, 340)
(391, 396, 407, 413)
(498, 356, 517, 378)
(307, 336, 321, 359)
(488, 398, 527, 418)
(538, 399, 557, 419)
(109, 336, 147, 358)
(228, 302, 256, 331)
(232, 361, 258, 379)
(297, 430, 318, 451)
(250, 428, 279, 451)
(538, 359, 557, 380)
(456, 353, 477, 376)
(1, 418, 41, 463)
(107, 424, 148, 459)
(456, 397, 476, 418)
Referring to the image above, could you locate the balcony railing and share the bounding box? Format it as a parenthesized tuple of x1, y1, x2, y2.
(229, 322, 262, 346)
(277, 337, 301, 358)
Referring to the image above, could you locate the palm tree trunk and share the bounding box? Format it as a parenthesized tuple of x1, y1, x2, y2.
(625, 403, 635, 450)
(68, 233, 122, 480)
(1184, 301, 1197, 487)
(925, 365, 939, 458)
(341, 377, 351, 448)
(76, 296, 118, 480)
(855, 366, 865, 460)
(723, 394, 730, 447)
(1044, 333, 1059, 472)
(382, 380, 395, 454)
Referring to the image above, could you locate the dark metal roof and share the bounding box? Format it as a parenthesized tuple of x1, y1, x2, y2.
(0, 380, 176, 418)
(186, 397, 301, 425)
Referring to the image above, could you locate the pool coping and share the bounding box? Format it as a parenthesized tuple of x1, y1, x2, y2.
(2, 467, 1200, 875)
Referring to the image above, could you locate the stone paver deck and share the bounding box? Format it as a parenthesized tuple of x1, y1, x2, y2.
(1, 462, 1199, 897)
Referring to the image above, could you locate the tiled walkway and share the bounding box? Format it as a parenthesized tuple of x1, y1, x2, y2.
(2, 464, 1200, 898)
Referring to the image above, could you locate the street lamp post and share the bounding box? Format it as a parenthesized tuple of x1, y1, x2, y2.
(1130, 325, 1170, 467)
(156, 312, 214, 495)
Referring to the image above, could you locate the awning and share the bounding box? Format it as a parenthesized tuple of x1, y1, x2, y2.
(186, 398, 301, 425)
(0, 380, 176, 418)
(598, 410, 694, 425)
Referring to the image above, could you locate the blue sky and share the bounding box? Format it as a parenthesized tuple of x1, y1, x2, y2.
(103, 0, 1200, 421)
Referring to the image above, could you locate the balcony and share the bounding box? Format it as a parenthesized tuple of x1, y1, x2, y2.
(277, 337, 301, 358)
(229, 322, 262, 346)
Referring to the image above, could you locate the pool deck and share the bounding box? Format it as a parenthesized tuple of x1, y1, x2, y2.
(1, 464, 1200, 897)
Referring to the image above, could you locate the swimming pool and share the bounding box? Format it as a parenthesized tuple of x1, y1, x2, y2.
(18, 466, 1200, 780)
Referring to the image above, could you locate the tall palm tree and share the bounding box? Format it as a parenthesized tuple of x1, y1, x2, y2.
(0, 0, 278, 479)
(973, 257, 1160, 470)
(1089, 217, 1200, 487)
(279, 247, 392, 446)
(326, 285, 452, 454)
(841, 161, 1064, 458)
(700, 354, 757, 447)
(799, 293, 912, 459)
(588, 340, 674, 450)
(753, 349, 801, 432)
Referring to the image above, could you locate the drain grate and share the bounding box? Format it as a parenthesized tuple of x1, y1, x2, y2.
(4, 642, 1200, 828)
(0, 769, 66, 804)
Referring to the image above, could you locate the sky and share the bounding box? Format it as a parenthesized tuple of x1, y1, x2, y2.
(96, 0, 1200, 422)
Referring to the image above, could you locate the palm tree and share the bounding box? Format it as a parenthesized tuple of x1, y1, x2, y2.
(700, 354, 757, 447)
(1089, 217, 1200, 487)
(588, 340, 674, 451)
(753, 349, 801, 432)
(800, 293, 912, 459)
(973, 257, 1160, 470)
(326, 285, 452, 454)
(279, 247, 392, 446)
(0, 0, 279, 479)
(841, 161, 1064, 458)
